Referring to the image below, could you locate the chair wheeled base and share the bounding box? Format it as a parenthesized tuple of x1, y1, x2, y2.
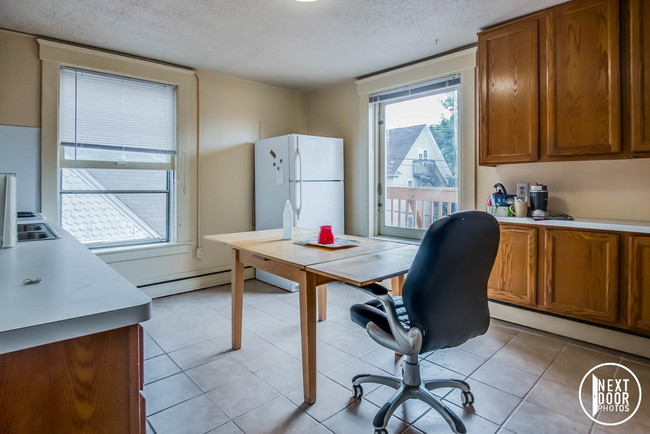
(347, 212, 499, 433)
(351, 354, 474, 434)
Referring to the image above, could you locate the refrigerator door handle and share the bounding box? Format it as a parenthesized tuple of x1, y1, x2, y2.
(295, 141, 303, 219)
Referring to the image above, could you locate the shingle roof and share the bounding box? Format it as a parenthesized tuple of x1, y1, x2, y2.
(386, 124, 426, 176)
(61, 169, 163, 245)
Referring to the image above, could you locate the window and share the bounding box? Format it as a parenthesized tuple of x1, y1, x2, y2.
(355, 47, 475, 239)
(374, 74, 460, 237)
(58, 67, 177, 248)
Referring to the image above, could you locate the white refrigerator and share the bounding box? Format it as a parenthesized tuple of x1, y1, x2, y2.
(255, 134, 344, 292)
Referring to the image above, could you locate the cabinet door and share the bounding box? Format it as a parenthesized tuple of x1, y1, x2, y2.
(0, 326, 140, 433)
(627, 236, 650, 333)
(545, 0, 620, 156)
(479, 16, 543, 164)
(543, 229, 619, 323)
(627, 0, 650, 152)
(488, 225, 537, 305)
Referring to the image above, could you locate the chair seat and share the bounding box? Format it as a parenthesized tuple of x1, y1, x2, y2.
(350, 296, 411, 335)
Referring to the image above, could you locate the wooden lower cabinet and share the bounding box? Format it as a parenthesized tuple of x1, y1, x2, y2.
(488, 225, 537, 305)
(627, 236, 650, 332)
(488, 223, 650, 336)
(542, 229, 619, 323)
(0, 324, 144, 433)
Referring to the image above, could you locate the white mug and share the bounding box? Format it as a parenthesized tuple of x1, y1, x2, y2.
(510, 200, 528, 218)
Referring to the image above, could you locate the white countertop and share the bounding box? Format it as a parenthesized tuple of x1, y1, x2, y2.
(0, 219, 151, 354)
(495, 216, 650, 234)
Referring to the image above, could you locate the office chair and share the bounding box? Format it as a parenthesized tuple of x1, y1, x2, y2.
(348, 211, 500, 433)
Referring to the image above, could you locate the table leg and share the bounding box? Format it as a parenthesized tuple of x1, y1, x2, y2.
(317, 284, 327, 322)
(231, 249, 244, 350)
(391, 274, 405, 296)
(299, 272, 318, 404)
(391, 274, 406, 357)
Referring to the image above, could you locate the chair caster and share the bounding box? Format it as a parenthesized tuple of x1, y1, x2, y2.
(374, 429, 388, 434)
(353, 384, 364, 399)
(460, 390, 474, 406)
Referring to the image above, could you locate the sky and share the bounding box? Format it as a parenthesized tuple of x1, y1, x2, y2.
(385, 91, 455, 129)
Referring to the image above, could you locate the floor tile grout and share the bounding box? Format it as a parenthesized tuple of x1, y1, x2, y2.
(498, 340, 569, 430)
(143, 282, 649, 434)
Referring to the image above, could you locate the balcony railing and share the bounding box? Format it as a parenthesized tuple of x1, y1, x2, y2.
(385, 186, 458, 229)
(412, 159, 436, 177)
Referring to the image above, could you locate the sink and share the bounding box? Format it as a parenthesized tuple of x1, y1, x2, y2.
(17, 223, 60, 242)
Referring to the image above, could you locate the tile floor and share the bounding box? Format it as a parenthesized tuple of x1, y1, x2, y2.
(142, 280, 650, 434)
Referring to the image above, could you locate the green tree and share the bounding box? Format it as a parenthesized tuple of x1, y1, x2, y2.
(429, 94, 457, 187)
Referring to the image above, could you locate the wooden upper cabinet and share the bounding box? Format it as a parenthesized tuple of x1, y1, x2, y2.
(479, 15, 544, 164)
(626, 0, 650, 153)
(627, 236, 650, 332)
(542, 229, 619, 323)
(545, 0, 621, 157)
(488, 225, 537, 305)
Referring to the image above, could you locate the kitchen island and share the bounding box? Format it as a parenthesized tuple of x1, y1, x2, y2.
(0, 218, 151, 433)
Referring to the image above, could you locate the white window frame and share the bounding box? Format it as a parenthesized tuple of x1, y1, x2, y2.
(355, 47, 477, 239)
(39, 39, 195, 255)
(58, 67, 178, 248)
(375, 83, 460, 239)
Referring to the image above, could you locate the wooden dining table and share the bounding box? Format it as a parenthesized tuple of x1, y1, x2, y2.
(204, 228, 419, 404)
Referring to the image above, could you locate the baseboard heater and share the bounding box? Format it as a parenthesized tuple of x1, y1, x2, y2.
(137, 266, 254, 298)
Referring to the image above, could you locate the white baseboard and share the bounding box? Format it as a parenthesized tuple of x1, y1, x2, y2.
(141, 268, 255, 299)
(489, 302, 650, 358)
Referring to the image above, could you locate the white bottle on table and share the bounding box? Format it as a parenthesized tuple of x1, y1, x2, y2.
(282, 200, 293, 240)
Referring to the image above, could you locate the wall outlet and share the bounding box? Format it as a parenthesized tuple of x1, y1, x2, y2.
(516, 182, 529, 202)
(196, 247, 203, 259)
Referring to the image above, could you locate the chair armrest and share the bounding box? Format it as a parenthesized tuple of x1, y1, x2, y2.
(346, 283, 422, 355)
(345, 282, 389, 296)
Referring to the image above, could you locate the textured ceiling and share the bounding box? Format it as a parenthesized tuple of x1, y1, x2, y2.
(0, 0, 567, 90)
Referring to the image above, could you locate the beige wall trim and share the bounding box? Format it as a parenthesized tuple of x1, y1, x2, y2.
(141, 268, 255, 299)
(489, 302, 650, 358)
(40, 58, 60, 218)
(95, 242, 193, 263)
(356, 47, 477, 95)
(37, 39, 194, 86)
(37, 38, 197, 244)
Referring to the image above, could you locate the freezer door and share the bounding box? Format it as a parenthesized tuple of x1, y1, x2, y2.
(291, 181, 344, 233)
(254, 136, 291, 230)
(289, 135, 343, 181)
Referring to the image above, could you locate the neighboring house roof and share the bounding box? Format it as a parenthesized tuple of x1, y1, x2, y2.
(386, 124, 426, 177)
(61, 169, 162, 245)
(386, 124, 452, 186)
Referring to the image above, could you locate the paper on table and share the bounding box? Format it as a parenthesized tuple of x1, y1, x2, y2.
(295, 237, 360, 249)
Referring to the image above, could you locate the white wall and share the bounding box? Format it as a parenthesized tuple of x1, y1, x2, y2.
(0, 29, 305, 295)
(197, 70, 304, 270)
(303, 80, 363, 235)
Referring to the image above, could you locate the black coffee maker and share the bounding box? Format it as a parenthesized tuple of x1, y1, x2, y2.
(529, 184, 548, 217)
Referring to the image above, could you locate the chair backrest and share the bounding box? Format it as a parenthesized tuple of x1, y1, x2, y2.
(402, 210, 500, 353)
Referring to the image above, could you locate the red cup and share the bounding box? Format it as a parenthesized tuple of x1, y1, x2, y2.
(318, 225, 334, 244)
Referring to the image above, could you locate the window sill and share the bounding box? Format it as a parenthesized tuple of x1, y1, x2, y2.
(94, 241, 193, 263)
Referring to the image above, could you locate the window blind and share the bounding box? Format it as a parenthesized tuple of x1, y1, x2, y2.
(59, 67, 177, 167)
(369, 73, 460, 104)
